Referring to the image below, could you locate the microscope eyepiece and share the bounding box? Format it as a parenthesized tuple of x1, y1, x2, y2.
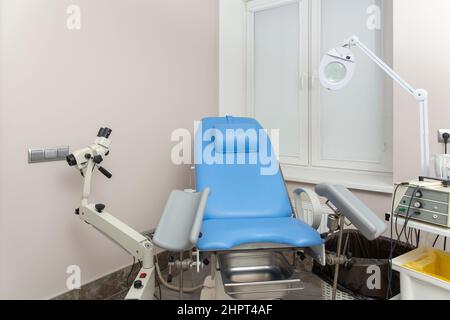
(97, 127, 112, 138)
(66, 154, 77, 167)
(102, 128, 112, 138)
(97, 128, 105, 137)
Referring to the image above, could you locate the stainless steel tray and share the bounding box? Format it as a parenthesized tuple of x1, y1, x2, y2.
(219, 251, 303, 299)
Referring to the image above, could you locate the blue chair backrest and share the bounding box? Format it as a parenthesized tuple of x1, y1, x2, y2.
(195, 116, 293, 220)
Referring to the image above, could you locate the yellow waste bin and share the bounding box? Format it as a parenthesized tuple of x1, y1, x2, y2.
(393, 248, 450, 300)
(403, 249, 450, 283)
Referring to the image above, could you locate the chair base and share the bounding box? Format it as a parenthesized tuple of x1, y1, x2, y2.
(200, 251, 304, 300)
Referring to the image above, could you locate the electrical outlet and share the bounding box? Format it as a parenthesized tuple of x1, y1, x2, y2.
(438, 130, 450, 143)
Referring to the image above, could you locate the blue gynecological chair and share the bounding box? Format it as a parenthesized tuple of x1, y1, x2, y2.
(191, 116, 326, 299)
(153, 116, 386, 299)
(195, 116, 324, 254)
(154, 116, 325, 299)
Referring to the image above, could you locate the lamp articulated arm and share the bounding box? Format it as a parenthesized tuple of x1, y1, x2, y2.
(346, 35, 430, 176)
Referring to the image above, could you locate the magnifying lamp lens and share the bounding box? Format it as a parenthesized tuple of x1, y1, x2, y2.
(324, 62, 347, 83)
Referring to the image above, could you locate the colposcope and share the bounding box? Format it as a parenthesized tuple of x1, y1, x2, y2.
(66, 127, 113, 181)
(66, 128, 210, 299)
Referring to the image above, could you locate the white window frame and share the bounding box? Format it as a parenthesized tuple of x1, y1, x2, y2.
(219, 0, 394, 194)
(310, 0, 393, 174)
(246, 0, 310, 167)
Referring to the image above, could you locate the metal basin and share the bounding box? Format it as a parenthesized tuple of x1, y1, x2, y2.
(219, 251, 303, 300)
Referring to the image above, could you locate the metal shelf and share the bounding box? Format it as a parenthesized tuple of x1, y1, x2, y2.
(388, 213, 450, 238)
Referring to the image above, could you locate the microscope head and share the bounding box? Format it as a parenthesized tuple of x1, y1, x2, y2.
(67, 128, 112, 170)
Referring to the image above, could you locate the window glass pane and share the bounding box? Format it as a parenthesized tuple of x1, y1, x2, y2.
(254, 2, 300, 157)
(320, 0, 392, 165)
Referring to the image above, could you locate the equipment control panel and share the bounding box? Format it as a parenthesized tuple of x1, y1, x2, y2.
(394, 180, 450, 228)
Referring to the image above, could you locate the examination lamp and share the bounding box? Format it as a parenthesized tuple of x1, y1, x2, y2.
(319, 35, 430, 176)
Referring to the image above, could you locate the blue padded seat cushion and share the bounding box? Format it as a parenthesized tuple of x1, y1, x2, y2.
(196, 163, 292, 220)
(197, 217, 324, 251)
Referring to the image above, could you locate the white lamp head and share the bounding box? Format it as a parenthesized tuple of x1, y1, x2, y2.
(319, 46, 356, 90)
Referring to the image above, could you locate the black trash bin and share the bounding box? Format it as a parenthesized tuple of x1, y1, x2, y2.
(313, 230, 414, 300)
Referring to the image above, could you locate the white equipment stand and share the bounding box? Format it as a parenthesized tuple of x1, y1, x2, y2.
(67, 128, 155, 300)
(387, 213, 450, 239)
(79, 162, 155, 300)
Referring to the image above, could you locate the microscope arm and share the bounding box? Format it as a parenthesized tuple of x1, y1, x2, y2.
(78, 158, 155, 300)
(79, 204, 153, 267)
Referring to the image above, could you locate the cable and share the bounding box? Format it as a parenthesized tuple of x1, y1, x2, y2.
(387, 183, 405, 299)
(396, 186, 420, 243)
(433, 235, 440, 248)
(154, 253, 204, 293)
(415, 229, 421, 248)
(126, 257, 136, 287)
(387, 183, 417, 299)
(155, 272, 162, 300)
(153, 275, 162, 300)
(406, 228, 412, 246)
(394, 187, 416, 243)
(407, 228, 417, 247)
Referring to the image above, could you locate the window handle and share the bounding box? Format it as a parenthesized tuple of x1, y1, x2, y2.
(299, 73, 308, 91)
(311, 72, 318, 89)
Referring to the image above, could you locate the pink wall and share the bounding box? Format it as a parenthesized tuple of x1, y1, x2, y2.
(393, 0, 450, 182)
(0, 0, 218, 299)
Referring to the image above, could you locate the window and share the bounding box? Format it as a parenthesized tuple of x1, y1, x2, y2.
(220, 0, 393, 193)
(247, 0, 309, 167)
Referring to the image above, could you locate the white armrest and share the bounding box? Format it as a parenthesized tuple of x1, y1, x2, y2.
(153, 188, 210, 252)
(315, 183, 386, 240)
(190, 188, 210, 245)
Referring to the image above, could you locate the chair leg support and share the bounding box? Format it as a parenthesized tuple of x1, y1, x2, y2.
(179, 252, 184, 300)
(332, 216, 345, 300)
